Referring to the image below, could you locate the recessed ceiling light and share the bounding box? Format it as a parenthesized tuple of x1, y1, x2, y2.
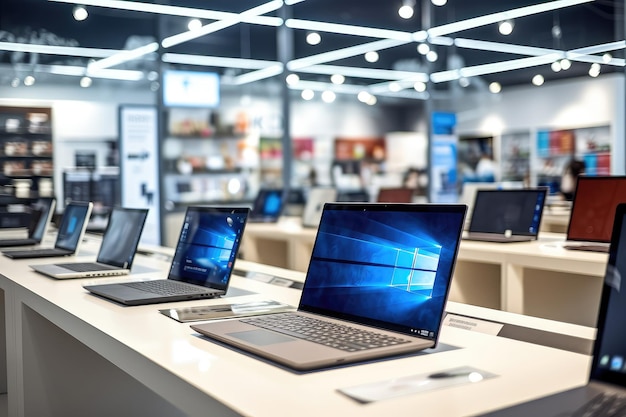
(80, 76, 92, 88)
(489, 82, 502, 93)
(414, 81, 426, 92)
(23, 75, 35, 86)
(366, 95, 377, 105)
(365, 51, 379, 63)
(73, 5, 88, 21)
(417, 43, 430, 55)
(551, 61, 562, 72)
(306, 32, 321, 45)
(188, 18, 202, 31)
(330, 74, 345, 84)
(389, 82, 402, 92)
(459, 77, 470, 87)
(301, 89, 314, 100)
(398, 0, 415, 19)
(498, 20, 514, 35)
(286, 73, 300, 85)
(589, 63, 601, 77)
(426, 51, 438, 62)
(10, 78, 20, 88)
(321, 90, 336, 103)
(603, 53, 613, 63)
(357, 91, 372, 103)
(532, 74, 544, 86)
(560, 58, 571, 70)
(431, 0, 447, 5)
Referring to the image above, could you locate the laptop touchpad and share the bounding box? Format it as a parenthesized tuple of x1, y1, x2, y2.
(228, 330, 294, 345)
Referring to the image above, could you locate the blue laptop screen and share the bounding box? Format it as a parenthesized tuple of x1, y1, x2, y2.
(55, 203, 90, 251)
(169, 207, 249, 290)
(299, 203, 466, 340)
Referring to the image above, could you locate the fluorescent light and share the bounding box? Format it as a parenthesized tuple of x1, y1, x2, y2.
(286, 19, 414, 42)
(162, 53, 278, 70)
(428, 0, 593, 37)
(228, 64, 284, 85)
(292, 64, 428, 82)
(48, 0, 283, 26)
(162, 0, 283, 49)
(0, 42, 116, 58)
(88, 42, 158, 71)
(288, 39, 405, 70)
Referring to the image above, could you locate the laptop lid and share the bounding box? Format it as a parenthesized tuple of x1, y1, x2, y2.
(54, 202, 93, 252)
(302, 187, 338, 228)
(95, 207, 149, 268)
(299, 202, 467, 345)
(250, 188, 284, 220)
(468, 189, 547, 237)
(566, 176, 626, 243)
(588, 202, 626, 386)
(30, 198, 56, 241)
(168, 206, 250, 292)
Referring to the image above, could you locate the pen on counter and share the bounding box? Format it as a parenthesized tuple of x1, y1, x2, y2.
(428, 371, 474, 379)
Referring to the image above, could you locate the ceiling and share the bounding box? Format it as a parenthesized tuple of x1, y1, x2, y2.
(0, 0, 623, 101)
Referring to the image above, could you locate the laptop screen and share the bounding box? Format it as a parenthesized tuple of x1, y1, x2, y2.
(567, 176, 626, 243)
(169, 207, 249, 291)
(30, 198, 55, 241)
(299, 203, 466, 341)
(469, 189, 546, 236)
(251, 189, 283, 219)
(96, 208, 148, 268)
(55, 202, 91, 251)
(590, 204, 626, 387)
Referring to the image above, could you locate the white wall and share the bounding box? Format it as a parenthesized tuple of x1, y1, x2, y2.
(451, 73, 625, 174)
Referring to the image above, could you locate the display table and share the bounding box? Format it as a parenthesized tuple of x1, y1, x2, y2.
(0, 233, 594, 417)
(240, 218, 607, 327)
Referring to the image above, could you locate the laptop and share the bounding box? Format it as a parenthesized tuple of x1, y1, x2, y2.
(2, 201, 93, 259)
(301, 187, 337, 228)
(30, 207, 148, 279)
(0, 197, 56, 247)
(83, 206, 249, 306)
(563, 176, 626, 253)
(463, 188, 547, 243)
(191, 202, 467, 371)
(479, 202, 626, 416)
(376, 187, 414, 203)
(248, 188, 284, 223)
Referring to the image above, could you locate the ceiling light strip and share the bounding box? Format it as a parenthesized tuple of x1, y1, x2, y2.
(427, 0, 594, 37)
(88, 42, 158, 71)
(47, 0, 282, 26)
(0, 42, 116, 58)
(229, 64, 284, 85)
(285, 19, 414, 41)
(295, 64, 428, 82)
(161, 0, 284, 49)
(288, 39, 405, 70)
(162, 53, 278, 69)
(431, 55, 559, 82)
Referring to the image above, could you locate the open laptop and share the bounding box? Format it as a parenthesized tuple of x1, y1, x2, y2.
(0, 197, 56, 247)
(563, 176, 626, 253)
(301, 187, 337, 228)
(30, 207, 148, 279)
(191, 202, 467, 371)
(248, 188, 284, 223)
(376, 187, 414, 203)
(2, 201, 93, 259)
(479, 202, 626, 416)
(463, 188, 547, 243)
(83, 206, 249, 306)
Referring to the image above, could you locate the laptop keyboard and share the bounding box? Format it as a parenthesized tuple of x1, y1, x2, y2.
(122, 280, 202, 296)
(241, 313, 411, 352)
(55, 262, 114, 272)
(572, 392, 626, 416)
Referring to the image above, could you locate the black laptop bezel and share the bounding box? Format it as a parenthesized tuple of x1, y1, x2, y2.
(250, 188, 285, 221)
(30, 197, 55, 241)
(95, 207, 149, 268)
(468, 188, 547, 237)
(54, 201, 92, 252)
(298, 202, 467, 344)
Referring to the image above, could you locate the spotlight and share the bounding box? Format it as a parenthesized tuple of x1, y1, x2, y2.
(398, 0, 415, 19)
(321, 90, 336, 103)
(417, 43, 430, 55)
(80, 76, 92, 88)
(306, 32, 321, 45)
(330, 74, 345, 85)
(73, 5, 88, 21)
(188, 18, 202, 31)
(413, 81, 426, 92)
(426, 51, 438, 62)
(301, 89, 315, 100)
(389, 82, 402, 92)
(560, 58, 571, 70)
(603, 53, 612, 63)
(532, 74, 544, 86)
(589, 63, 601, 77)
(432, 0, 447, 5)
(551, 61, 562, 72)
(365, 51, 379, 63)
(23, 75, 35, 86)
(459, 77, 470, 88)
(498, 20, 514, 35)
(286, 73, 300, 85)
(489, 82, 502, 94)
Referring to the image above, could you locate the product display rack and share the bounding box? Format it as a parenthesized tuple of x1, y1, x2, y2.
(0, 106, 54, 198)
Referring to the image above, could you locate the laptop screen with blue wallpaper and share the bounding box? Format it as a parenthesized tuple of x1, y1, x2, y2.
(299, 203, 466, 341)
(169, 207, 249, 291)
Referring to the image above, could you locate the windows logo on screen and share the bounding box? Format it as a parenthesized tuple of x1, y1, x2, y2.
(389, 244, 442, 297)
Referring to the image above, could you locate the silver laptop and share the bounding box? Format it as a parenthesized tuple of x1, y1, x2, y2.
(192, 202, 467, 371)
(0, 197, 56, 247)
(30, 207, 148, 279)
(2, 201, 93, 259)
(83, 206, 249, 305)
(464, 188, 547, 243)
(301, 187, 337, 228)
(479, 202, 626, 416)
